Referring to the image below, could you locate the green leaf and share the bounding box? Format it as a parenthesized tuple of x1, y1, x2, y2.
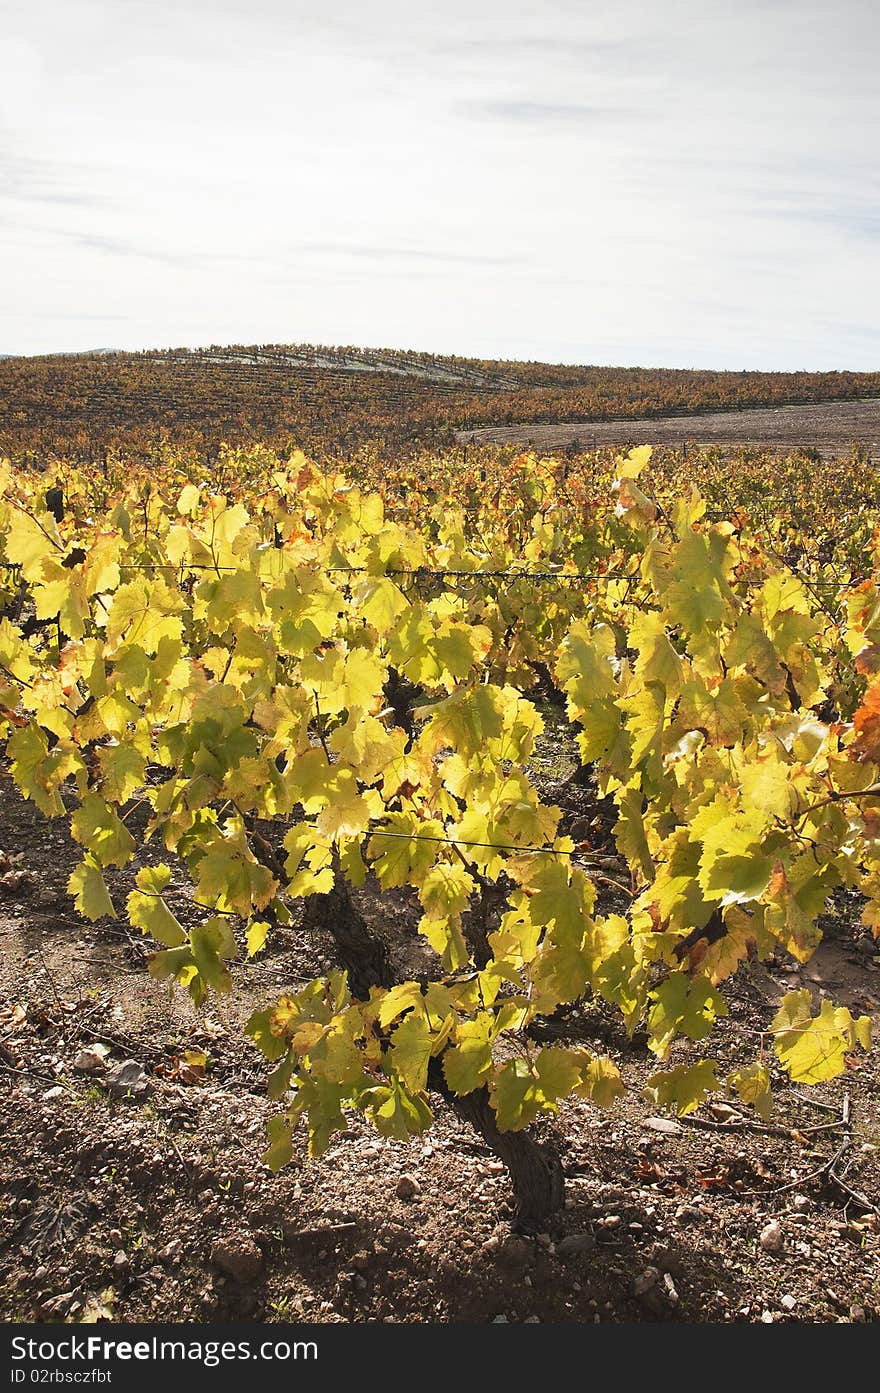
(442, 1013, 495, 1095)
(647, 972, 727, 1057)
(644, 1060, 719, 1116)
(490, 1047, 585, 1131)
(245, 1008, 289, 1063)
(126, 863, 185, 946)
(71, 793, 135, 868)
(189, 917, 238, 993)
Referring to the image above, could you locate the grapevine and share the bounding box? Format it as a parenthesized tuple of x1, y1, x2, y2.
(0, 444, 875, 1227)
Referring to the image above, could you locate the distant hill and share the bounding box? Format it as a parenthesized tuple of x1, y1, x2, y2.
(2, 341, 879, 463)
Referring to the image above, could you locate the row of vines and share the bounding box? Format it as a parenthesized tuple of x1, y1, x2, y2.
(1, 445, 877, 1224)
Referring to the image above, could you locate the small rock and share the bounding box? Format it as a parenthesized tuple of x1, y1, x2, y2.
(759, 1220, 784, 1253)
(42, 1086, 65, 1101)
(791, 1195, 811, 1214)
(109, 1229, 122, 1245)
(850, 1305, 866, 1323)
(708, 1102, 739, 1123)
(674, 1205, 702, 1226)
(780, 1295, 796, 1311)
(496, 1236, 532, 1267)
(663, 1272, 680, 1305)
(0, 868, 35, 897)
(556, 1233, 597, 1259)
(211, 1234, 263, 1282)
(73, 1044, 111, 1074)
(159, 1239, 183, 1263)
(41, 1292, 76, 1317)
(600, 1214, 622, 1230)
(643, 1117, 682, 1135)
(491, 1315, 508, 1324)
(633, 1266, 661, 1298)
(106, 1060, 152, 1102)
(112, 1251, 128, 1272)
(761, 1311, 775, 1324)
(395, 1175, 420, 1201)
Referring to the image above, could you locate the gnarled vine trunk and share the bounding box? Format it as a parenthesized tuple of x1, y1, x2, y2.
(302, 857, 566, 1230)
(301, 862, 393, 997)
(427, 1060, 565, 1230)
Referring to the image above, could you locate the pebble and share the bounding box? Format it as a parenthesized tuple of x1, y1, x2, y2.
(791, 1195, 811, 1214)
(496, 1236, 532, 1268)
(395, 1175, 420, 1201)
(633, 1267, 660, 1297)
(112, 1251, 128, 1272)
(780, 1295, 796, 1311)
(211, 1234, 264, 1282)
(73, 1044, 111, 1074)
(675, 1205, 702, 1226)
(555, 1233, 597, 1259)
(643, 1117, 682, 1135)
(106, 1060, 152, 1103)
(759, 1220, 784, 1253)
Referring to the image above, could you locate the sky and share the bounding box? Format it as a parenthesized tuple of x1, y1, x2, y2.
(1, 0, 878, 369)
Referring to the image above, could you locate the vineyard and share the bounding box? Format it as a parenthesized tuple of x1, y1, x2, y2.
(4, 346, 880, 464)
(0, 429, 878, 1324)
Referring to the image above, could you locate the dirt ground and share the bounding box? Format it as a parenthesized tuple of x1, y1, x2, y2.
(1, 767, 879, 1326)
(456, 396, 880, 459)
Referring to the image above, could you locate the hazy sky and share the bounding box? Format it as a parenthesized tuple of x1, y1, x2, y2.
(1, 0, 878, 367)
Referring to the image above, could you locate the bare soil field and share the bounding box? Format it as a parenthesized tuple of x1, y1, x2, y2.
(456, 397, 880, 458)
(1, 751, 879, 1325)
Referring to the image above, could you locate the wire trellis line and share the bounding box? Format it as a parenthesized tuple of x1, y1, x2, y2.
(98, 560, 855, 591)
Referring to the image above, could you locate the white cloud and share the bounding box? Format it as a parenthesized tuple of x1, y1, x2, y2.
(1, 0, 878, 367)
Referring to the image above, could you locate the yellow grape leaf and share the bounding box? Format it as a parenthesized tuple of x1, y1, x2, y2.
(126, 863, 185, 946)
(442, 1013, 495, 1095)
(771, 989, 871, 1083)
(360, 1079, 433, 1142)
(644, 1060, 719, 1117)
(368, 812, 443, 888)
(728, 1062, 772, 1120)
(246, 919, 270, 956)
(71, 793, 135, 868)
(574, 1053, 625, 1107)
(68, 854, 116, 921)
(97, 742, 146, 804)
(490, 1046, 585, 1131)
(647, 972, 727, 1057)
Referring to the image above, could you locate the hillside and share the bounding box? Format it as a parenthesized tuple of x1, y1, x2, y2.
(2, 344, 880, 463)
